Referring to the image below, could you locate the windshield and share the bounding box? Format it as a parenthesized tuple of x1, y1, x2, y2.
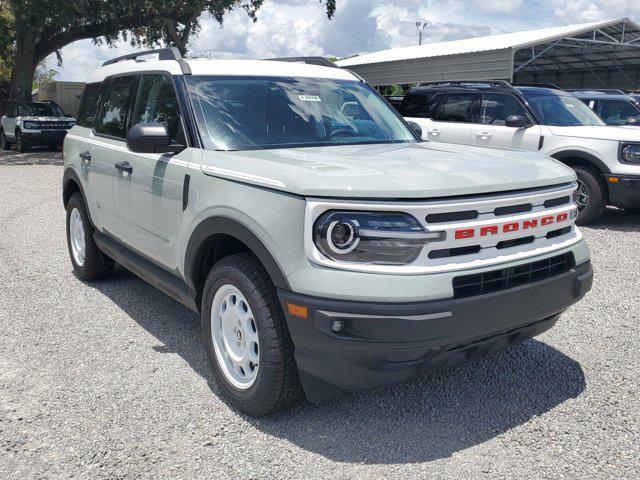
(17, 103, 64, 117)
(523, 93, 605, 126)
(186, 76, 417, 151)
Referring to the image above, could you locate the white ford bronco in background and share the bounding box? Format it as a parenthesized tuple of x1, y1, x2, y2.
(400, 82, 640, 224)
(62, 49, 592, 416)
(1, 101, 76, 152)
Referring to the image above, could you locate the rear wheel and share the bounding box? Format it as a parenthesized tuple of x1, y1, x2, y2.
(0, 130, 10, 150)
(201, 253, 303, 416)
(572, 166, 605, 225)
(65, 192, 114, 280)
(15, 130, 29, 153)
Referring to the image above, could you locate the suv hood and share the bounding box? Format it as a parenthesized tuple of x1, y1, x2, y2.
(200, 142, 575, 199)
(18, 116, 74, 122)
(547, 125, 640, 141)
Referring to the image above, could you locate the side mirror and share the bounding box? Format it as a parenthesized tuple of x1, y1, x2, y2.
(407, 120, 423, 138)
(505, 114, 529, 128)
(126, 122, 185, 154)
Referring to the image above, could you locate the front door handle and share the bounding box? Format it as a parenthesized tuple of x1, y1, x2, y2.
(428, 129, 441, 135)
(115, 161, 133, 174)
(79, 151, 91, 162)
(476, 132, 493, 139)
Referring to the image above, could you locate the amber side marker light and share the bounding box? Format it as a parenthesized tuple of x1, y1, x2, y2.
(287, 302, 308, 319)
(609, 177, 619, 183)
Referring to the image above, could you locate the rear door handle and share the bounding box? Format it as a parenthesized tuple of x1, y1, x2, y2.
(115, 161, 133, 174)
(79, 151, 91, 162)
(476, 132, 493, 139)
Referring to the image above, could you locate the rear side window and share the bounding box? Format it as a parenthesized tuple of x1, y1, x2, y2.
(479, 93, 531, 126)
(132, 75, 185, 144)
(433, 93, 478, 123)
(77, 83, 102, 128)
(95, 76, 138, 138)
(399, 91, 441, 118)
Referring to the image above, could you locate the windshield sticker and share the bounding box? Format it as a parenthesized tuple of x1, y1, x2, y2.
(298, 95, 322, 102)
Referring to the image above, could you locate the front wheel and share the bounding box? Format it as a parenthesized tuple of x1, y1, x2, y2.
(0, 130, 10, 150)
(573, 167, 606, 225)
(201, 253, 303, 416)
(66, 192, 114, 280)
(15, 130, 29, 153)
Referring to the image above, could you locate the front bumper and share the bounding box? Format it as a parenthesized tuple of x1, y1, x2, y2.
(279, 259, 592, 402)
(21, 129, 68, 145)
(607, 174, 640, 210)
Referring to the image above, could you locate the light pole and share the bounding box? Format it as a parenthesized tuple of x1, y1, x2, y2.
(415, 21, 429, 45)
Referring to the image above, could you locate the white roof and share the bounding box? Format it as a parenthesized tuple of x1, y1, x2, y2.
(337, 18, 629, 67)
(86, 58, 357, 83)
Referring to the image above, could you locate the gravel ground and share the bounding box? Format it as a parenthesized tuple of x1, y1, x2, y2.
(0, 149, 638, 479)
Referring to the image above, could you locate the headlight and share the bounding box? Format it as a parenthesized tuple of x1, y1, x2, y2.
(23, 122, 38, 129)
(313, 211, 444, 265)
(620, 143, 640, 164)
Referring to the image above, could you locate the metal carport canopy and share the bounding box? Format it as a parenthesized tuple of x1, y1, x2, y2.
(336, 18, 640, 89)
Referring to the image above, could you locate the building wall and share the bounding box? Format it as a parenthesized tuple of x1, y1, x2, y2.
(345, 49, 514, 86)
(35, 81, 85, 117)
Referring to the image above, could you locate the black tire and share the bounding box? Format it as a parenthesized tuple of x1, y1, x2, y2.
(15, 130, 29, 153)
(48, 144, 58, 151)
(201, 253, 303, 416)
(625, 208, 640, 215)
(0, 130, 10, 150)
(573, 166, 606, 225)
(65, 192, 114, 280)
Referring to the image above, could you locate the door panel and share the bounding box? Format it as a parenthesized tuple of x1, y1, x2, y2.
(472, 93, 541, 151)
(113, 74, 191, 270)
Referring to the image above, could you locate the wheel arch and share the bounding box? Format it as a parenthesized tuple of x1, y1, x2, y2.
(184, 216, 291, 306)
(62, 168, 94, 224)
(550, 150, 611, 175)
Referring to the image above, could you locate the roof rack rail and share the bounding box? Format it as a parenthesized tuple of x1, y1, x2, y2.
(514, 82, 562, 90)
(565, 88, 626, 95)
(101, 47, 191, 74)
(268, 56, 337, 68)
(418, 80, 514, 89)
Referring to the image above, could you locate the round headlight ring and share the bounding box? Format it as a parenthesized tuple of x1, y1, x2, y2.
(326, 220, 359, 254)
(622, 144, 640, 163)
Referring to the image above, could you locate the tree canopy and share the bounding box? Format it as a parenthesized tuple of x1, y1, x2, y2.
(2, 0, 336, 103)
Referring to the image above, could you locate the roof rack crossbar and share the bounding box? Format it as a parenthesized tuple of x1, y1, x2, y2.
(418, 80, 514, 89)
(102, 47, 182, 67)
(268, 56, 337, 68)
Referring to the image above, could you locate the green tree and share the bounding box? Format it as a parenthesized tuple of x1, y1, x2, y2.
(4, 0, 336, 103)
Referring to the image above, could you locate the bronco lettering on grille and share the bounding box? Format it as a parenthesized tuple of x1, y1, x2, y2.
(454, 212, 571, 240)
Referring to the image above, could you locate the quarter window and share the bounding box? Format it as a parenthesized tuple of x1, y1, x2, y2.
(95, 76, 138, 138)
(77, 83, 102, 128)
(132, 75, 185, 144)
(433, 93, 478, 123)
(479, 93, 531, 126)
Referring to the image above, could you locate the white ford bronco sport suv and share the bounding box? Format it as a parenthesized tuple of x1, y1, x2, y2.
(62, 49, 592, 416)
(1, 101, 76, 152)
(401, 81, 640, 224)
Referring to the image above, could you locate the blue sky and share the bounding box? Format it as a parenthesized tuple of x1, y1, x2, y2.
(45, 0, 640, 81)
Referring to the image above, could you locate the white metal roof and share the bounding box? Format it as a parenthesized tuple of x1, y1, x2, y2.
(337, 18, 632, 67)
(86, 58, 358, 83)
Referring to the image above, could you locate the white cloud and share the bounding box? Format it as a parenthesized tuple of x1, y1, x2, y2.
(42, 0, 640, 82)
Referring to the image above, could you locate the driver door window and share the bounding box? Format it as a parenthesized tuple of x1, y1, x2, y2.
(479, 93, 531, 126)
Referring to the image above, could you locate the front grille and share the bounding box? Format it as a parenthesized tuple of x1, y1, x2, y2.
(34, 122, 71, 130)
(452, 253, 575, 299)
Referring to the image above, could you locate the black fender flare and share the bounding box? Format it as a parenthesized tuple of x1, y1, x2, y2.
(184, 216, 290, 292)
(550, 150, 611, 174)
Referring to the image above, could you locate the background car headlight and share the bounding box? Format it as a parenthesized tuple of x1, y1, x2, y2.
(23, 122, 38, 129)
(620, 143, 640, 164)
(313, 211, 444, 265)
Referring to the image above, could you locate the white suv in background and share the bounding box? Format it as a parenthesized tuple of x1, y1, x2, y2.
(400, 82, 640, 223)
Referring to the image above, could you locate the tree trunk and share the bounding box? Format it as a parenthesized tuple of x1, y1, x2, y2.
(9, 17, 36, 104)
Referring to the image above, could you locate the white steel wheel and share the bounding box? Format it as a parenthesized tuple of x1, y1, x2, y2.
(210, 285, 260, 390)
(69, 207, 86, 266)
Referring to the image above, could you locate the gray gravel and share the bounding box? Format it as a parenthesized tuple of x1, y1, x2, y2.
(0, 149, 638, 479)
